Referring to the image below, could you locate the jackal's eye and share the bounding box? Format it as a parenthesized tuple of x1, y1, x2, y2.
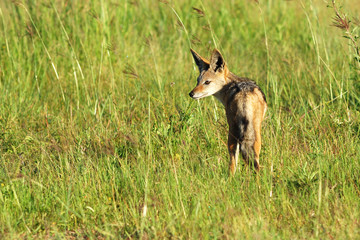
(204, 80, 211, 85)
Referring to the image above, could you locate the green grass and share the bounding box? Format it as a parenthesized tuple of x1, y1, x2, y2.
(1, 0, 360, 239)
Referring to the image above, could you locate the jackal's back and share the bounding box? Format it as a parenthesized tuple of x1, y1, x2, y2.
(224, 78, 267, 109)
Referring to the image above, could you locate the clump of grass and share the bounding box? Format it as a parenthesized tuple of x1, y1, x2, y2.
(331, 0, 359, 56)
(330, 0, 360, 107)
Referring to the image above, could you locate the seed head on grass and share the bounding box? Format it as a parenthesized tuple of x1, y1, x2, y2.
(10, 0, 21, 6)
(202, 24, 211, 31)
(123, 64, 139, 79)
(107, 41, 119, 55)
(331, 0, 359, 56)
(192, 7, 205, 18)
(191, 35, 201, 45)
(88, 9, 100, 21)
(176, 19, 185, 29)
(332, 10, 350, 30)
(144, 35, 152, 47)
(25, 22, 35, 38)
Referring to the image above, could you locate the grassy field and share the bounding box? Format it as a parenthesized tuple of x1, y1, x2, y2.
(1, 0, 360, 239)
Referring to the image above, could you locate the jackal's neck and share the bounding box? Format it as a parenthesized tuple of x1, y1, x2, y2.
(213, 72, 253, 106)
(213, 80, 235, 106)
(226, 72, 250, 83)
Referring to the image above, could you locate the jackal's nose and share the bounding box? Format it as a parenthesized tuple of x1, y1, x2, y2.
(189, 91, 194, 98)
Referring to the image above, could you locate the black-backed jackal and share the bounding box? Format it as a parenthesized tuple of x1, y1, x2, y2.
(189, 49, 267, 174)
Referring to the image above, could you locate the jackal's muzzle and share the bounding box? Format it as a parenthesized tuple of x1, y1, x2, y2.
(189, 91, 195, 98)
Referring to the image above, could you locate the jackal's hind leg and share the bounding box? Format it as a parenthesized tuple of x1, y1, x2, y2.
(228, 133, 240, 175)
(252, 118, 263, 171)
(253, 134, 261, 171)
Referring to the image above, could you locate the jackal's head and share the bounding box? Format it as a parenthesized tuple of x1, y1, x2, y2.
(189, 49, 228, 99)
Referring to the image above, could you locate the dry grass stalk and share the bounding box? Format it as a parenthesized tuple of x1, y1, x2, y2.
(331, 0, 359, 56)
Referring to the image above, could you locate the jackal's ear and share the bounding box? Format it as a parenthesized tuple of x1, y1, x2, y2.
(210, 49, 226, 73)
(190, 49, 210, 73)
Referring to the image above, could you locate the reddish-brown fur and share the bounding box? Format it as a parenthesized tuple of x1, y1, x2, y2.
(189, 49, 267, 174)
